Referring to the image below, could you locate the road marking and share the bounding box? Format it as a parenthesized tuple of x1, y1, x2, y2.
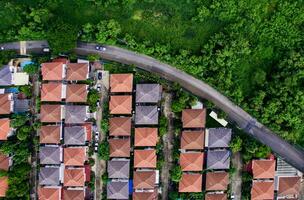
(20, 41, 26, 55)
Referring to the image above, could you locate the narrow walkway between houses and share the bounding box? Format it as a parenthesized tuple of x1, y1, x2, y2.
(94, 70, 109, 200)
(231, 152, 243, 200)
(161, 92, 174, 200)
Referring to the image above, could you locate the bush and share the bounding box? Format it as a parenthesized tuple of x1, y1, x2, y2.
(19, 85, 32, 98)
(159, 116, 168, 137)
(101, 119, 108, 134)
(170, 166, 182, 182)
(98, 141, 109, 160)
(87, 54, 100, 62)
(87, 89, 100, 112)
(23, 63, 39, 75)
(230, 136, 242, 153)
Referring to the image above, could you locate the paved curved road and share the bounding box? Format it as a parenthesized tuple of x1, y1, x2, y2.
(1, 41, 304, 172)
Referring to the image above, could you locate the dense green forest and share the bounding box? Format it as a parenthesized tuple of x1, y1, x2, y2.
(0, 0, 303, 148)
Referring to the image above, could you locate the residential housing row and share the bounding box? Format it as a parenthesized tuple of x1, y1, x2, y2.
(0, 60, 31, 197)
(38, 59, 93, 200)
(247, 156, 302, 200)
(106, 73, 162, 199)
(179, 108, 232, 200)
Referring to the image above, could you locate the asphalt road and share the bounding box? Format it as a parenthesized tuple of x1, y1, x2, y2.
(1, 41, 304, 172)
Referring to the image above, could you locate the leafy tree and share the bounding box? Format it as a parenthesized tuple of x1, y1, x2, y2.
(46, 19, 78, 54)
(16, 126, 32, 141)
(0, 51, 16, 65)
(23, 63, 39, 75)
(19, 85, 32, 98)
(96, 20, 121, 44)
(10, 114, 28, 128)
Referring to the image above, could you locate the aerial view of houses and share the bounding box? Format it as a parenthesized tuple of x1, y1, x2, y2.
(0, 54, 303, 200)
(1, 0, 304, 199)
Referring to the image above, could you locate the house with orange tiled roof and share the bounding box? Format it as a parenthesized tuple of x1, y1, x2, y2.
(0, 176, 8, 197)
(63, 167, 85, 187)
(180, 152, 204, 172)
(134, 128, 158, 147)
(133, 170, 156, 189)
(41, 83, 64, 102)
(109, 117, 132, 136)
(182, 109, 206, 128)
(277, 176, 300, 199)
(133, 190, 158, 200)
(179, 173, 202, 193)
(64, 147, 87, 166)
(66, 63, 89, 81)
(252, 159, 275, 179)
(109, 138, 130, 158)
(38, 187, 61, 200)
(251, 180, 274, 200)
(180, 130, 204, 150)
(134, 149, 156, 169)
(63, 188, 85, 200)
(39, 125, 61, 144)
(109, 95, 132, 115)
(66, 84, 88, 103)
(0, 93, 13, 115)
(110, 73, 133, 93)
(41, 62, 65, 81)
(0, 118, 12, 140)
(205, 171, 229, 191)
(205, 193, 227, 200)
(40, 104, 62, 123)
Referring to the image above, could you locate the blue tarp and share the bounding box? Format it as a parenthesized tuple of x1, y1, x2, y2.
(5, 87, 19, 93)
(128, 180, 133, 194)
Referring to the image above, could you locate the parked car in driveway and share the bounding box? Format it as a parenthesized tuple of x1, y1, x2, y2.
(96, 84, 101, 92)
(97, 72, 102, 80)
(95, 131, 100, 141)
(94, 143, 98, 152)
(0, 46, 4, 50)
(96, 100, 100, 107)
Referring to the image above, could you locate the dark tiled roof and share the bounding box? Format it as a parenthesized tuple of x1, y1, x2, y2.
(136, 84, 162, 103)
(0, 66, 12, 86)
(65, 105, 87, 124)
(107, 160, 130, 179)
(208, 128, 232, 148)
(39, 146, 61, 165)
(107, 181, 129, 200)
(207, 150, 230, 170)
(64, 126, 86, 145)
(135, 106, 159, 125)
(39, 167, 60, 186)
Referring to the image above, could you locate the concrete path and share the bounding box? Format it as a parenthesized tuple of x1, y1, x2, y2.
(230, 152, 243, 200)
(160, 92, 174, 200)
(94, 70, 109, 200)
